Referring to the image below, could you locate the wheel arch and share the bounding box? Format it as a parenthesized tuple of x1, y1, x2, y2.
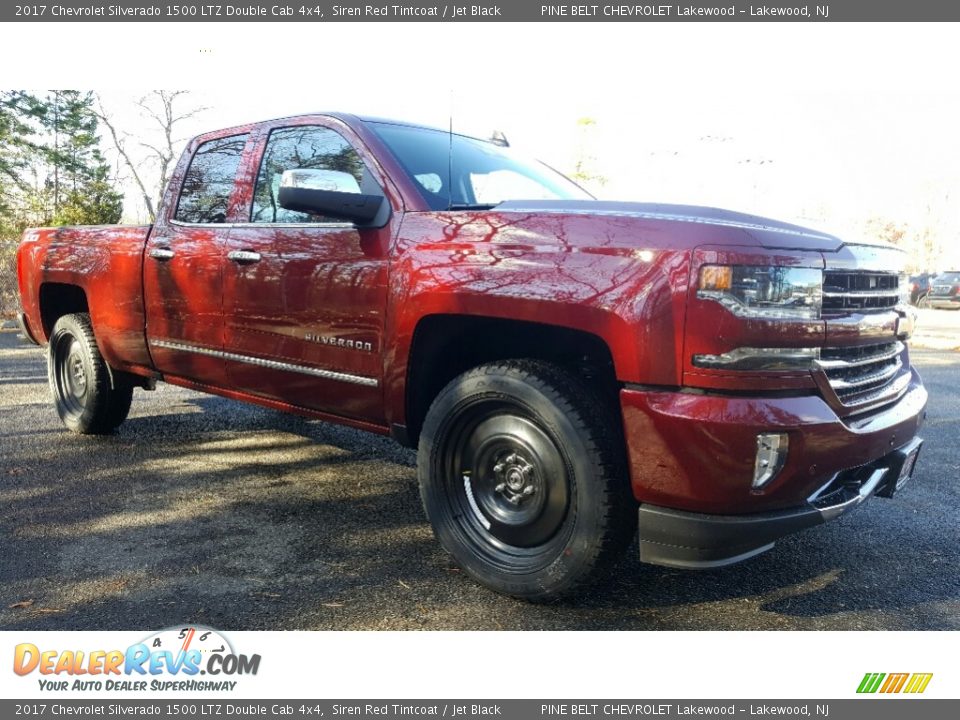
(39, 282, 90, 340)
(397, 314, 621, 449)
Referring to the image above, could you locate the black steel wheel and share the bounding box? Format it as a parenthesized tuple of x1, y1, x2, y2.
(418, 360, 636, 600)
(48, 313, 133, 435)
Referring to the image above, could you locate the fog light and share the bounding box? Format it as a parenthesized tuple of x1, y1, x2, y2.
(753, 433, 789, 490)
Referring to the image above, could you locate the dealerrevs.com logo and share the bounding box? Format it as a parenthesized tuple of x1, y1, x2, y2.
(857, 672, 933, 694)
(13, 626, 261, 692)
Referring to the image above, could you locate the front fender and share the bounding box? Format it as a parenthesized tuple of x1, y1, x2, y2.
(383, 211, 692, 426)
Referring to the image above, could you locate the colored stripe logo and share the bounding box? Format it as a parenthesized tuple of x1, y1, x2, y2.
(857, 672, 933, 694)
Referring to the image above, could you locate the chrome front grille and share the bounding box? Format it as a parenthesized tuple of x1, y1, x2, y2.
(818, 341, 905, 406)
(822, 271, 900, 313)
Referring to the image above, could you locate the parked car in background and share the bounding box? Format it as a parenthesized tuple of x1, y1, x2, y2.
(908, 273, 936, 307)
(927, 271, 960, 309)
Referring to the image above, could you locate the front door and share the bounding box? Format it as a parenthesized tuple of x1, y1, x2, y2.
(222, 121, 391, 423)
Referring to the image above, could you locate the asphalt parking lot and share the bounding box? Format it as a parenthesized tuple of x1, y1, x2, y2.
(0, 315, 957, 631)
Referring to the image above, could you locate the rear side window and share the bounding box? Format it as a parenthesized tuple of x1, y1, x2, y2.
(174, 134, 248, 224)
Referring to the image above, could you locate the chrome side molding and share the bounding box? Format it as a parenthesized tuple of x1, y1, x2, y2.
(150, 339, 378, 387)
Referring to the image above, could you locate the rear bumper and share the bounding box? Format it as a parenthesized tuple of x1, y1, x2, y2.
(638, 437, 922, 568)
(16, 311, 40, 345)
(927, 295, 960, 309)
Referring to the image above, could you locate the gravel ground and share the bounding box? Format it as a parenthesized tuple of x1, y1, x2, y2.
(0, 329, 957, 631)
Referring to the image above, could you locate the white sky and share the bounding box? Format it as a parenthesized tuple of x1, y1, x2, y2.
(8, 22, 960, 268)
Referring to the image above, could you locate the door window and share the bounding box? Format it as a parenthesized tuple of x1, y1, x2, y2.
(174, 134, 248, 224)
(251, 126, 380, 224)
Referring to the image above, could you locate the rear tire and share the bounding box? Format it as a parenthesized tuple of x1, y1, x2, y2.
(418, 360, 636, 600)
(48, 313, 133, 435)
(916, 294, 929, 309)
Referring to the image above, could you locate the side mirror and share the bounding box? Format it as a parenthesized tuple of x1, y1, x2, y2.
(277, 169, 389, 227)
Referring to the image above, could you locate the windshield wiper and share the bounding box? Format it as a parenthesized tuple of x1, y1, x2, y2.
(446, 203, 501, 211)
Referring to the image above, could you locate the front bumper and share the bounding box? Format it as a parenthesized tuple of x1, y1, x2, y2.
(637, 437, 922, 568)
(620, 368, 927, 567)
(620, 368, 926, 513)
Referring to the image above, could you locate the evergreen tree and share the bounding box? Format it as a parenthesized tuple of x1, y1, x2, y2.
(0, 92, 36, 228)
(34, 90, 123, 225)
(0, 90, 123, 318)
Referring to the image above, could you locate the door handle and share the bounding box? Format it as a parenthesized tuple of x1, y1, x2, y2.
(148, 247, 175, 261)
(228, 250, 262, 264)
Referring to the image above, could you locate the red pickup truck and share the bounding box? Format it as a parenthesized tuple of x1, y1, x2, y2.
(16, 113, 927, 599)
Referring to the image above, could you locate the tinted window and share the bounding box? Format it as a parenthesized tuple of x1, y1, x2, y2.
(937, 272, 960, 284)
(174, 134, 248, 224)
(251, 126, 378, 223)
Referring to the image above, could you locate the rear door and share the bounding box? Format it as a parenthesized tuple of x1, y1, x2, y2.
(143, 131, 253, 386)
(222, 118, 393, 423)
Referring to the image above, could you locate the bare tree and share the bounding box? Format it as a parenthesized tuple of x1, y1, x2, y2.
(95, 91, 207, 222)
(95, 97, 155, 220)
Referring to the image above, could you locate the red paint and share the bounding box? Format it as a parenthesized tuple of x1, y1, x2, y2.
(621, 367, 926, 514)
(16, 113, 927, 517)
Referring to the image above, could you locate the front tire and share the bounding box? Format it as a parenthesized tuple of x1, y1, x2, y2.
(48, 313, 133, 435)
(418, 360, 636, 600)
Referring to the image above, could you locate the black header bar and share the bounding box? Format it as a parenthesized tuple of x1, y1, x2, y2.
(5, 1, 960, 22)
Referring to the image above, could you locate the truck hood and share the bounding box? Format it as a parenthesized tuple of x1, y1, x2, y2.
(495, 200, 856, 252)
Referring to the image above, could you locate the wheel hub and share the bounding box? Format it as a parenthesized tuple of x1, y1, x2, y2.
(71, 355, 86, 390)
(493, 452, 538, 505)
(451, 412, 570, 548)
(64, 342, 88, 400)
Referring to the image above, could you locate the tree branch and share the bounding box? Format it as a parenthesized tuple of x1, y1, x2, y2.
(94, 95, 155, 221)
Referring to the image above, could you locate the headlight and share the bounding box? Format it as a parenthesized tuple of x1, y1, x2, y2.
(698, 265, 823, 320)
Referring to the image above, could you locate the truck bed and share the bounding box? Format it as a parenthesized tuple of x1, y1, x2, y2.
(18, 224, 154, 373)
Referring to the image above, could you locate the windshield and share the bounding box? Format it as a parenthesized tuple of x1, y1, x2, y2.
(369, 121, 593, 210)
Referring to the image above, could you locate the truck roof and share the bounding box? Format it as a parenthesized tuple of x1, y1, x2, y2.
(215, 111, 495, 144)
